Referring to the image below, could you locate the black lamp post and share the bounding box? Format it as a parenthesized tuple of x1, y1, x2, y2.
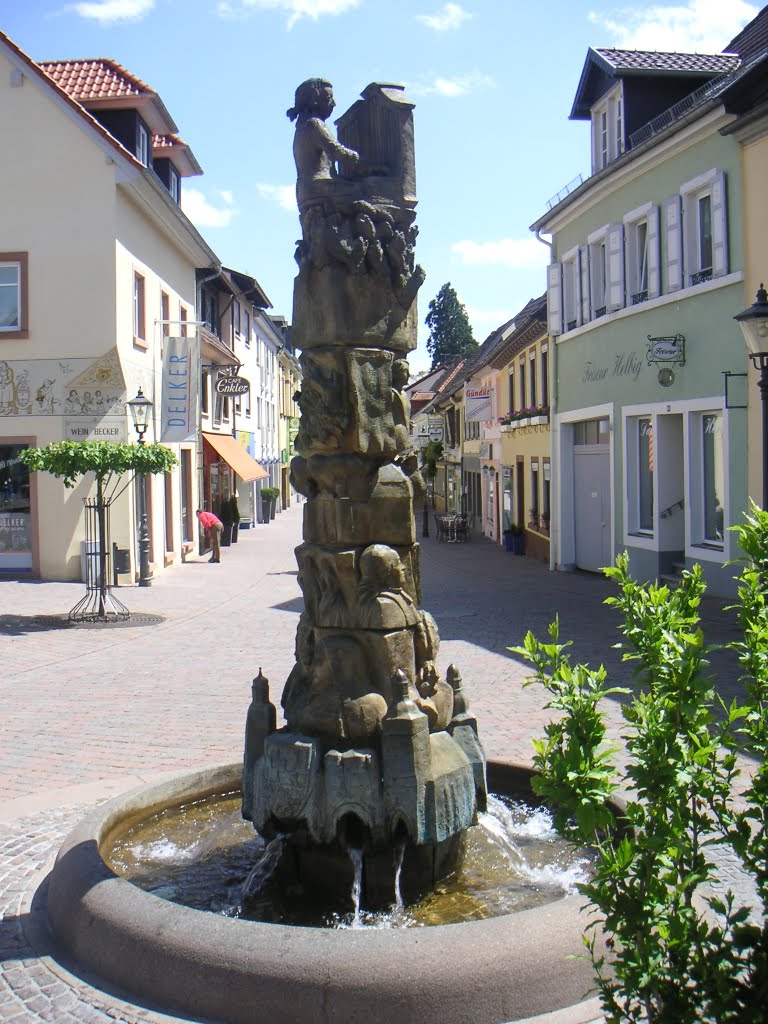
(127, 388, 153, 587)
(735, 284, 768, 510)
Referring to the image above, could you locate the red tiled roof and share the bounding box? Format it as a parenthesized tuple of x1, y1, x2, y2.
(153, 132, 186, 150)
(40, 58, 153, 101)
(594, 48, 740, 75)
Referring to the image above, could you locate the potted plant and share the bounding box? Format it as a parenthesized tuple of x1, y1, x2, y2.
(219, 496, 234, 546)
(260, 486, 279, 523)
(508, 522, 525, 555)
(230, 493, 241, 543)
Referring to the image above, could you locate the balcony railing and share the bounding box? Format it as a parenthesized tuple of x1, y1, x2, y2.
(631, 289, 648, 305)
(545, 173, 585, 211)
(691, 268, 713, 286)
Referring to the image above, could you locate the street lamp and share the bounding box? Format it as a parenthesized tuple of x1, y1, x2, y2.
(735, 284, 768, 510)
(127, 388, 153, 587)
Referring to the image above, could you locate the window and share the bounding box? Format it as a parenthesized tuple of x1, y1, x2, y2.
(136, 123, 150, 167)
(624, 204, 660, 304)
(519, 357, 526, 410)
(638, 417, 654, 532)
(180, 306, 188, 338)
(133, 272, 145, 341)
(508, 366, 514, 414)
(591, 84, 624, 171)
(529, 352, 537, 409)
(244, 311, 251, 347)
(542, 460, 551, 529)
(563, 252, 579, 332)
(541, 346, 549, 409)
(0, 253, 28, 337)
(697, 195, 713, 281)
(161, 292, 170, 337)
(201, 369, 210, 415)
(234, 302, 241, 338)
(588, 233, 608, 317)
(530, 460, 540, 526)
(702, 413, 724, 543)
(679, 169, 728, 287)
(168, 166, 180, 204)
(574, 418, 610, 446)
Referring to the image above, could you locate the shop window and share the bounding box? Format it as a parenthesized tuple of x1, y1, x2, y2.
(573, 418, 610, 446)
(530, 460, 540, 528)
(702, 413, 724, 543)
(0, 253, 28, 338)
(0, 444, 32, 572)
(638, 417, 654, 532)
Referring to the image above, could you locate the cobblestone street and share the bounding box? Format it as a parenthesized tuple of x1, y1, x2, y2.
(0, 503, 751, 1023)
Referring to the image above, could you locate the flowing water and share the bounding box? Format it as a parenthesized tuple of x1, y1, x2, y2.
(106, 791, 593, 928)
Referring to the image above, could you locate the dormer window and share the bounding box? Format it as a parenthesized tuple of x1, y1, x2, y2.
(591, 84, 624, 172)
(136, 122, 150, 167)
(168, 165, 180, 203)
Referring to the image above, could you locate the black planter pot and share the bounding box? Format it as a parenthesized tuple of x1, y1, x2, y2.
(231, 523, 240, 544)
(261, 502, 272, 524)
(221, 524, 233, 547)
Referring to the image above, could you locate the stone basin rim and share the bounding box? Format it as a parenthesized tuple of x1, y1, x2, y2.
(45, 758, 602, 1024)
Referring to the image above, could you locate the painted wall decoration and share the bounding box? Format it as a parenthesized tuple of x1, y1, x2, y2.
(0, 351, 127, 440)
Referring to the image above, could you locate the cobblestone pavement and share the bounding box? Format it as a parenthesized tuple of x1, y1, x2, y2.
(0, 505, 753, 1022)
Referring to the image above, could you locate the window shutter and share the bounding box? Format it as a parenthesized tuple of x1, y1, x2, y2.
(646, 204, 660, 298)
(579, 244, 590, 324)
(606, 223, 624, 311)
(711, 170, 728, 278)
(663, 195, 683, 293)
(547, 262, 563, 336)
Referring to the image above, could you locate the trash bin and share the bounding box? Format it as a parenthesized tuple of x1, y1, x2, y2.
(112, 544, 131, 583)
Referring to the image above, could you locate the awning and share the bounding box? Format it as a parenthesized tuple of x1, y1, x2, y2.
(202, 431, 268, 482)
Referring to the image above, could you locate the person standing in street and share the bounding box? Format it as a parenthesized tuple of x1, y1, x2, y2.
(196, 508, 223, 563)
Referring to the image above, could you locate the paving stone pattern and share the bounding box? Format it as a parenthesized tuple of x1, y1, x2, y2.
(0, 505, 757, 1022)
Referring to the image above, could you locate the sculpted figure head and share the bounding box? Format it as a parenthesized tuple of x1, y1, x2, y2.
(287, 78, 335, 122)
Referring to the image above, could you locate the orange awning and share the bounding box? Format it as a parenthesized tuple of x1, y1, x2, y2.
(202, 432, 268, 482)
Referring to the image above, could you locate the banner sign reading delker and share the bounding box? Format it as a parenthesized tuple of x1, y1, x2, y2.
(161, 336, 198, 443)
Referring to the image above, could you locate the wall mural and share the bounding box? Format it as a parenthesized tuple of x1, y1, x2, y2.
(0, 350, 128, 441)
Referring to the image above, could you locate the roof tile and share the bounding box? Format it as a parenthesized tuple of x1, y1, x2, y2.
(40, 58, 154, 101)
(595, 48, 740, 75)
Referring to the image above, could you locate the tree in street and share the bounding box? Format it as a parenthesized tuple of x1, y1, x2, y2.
(424, 282, 477, 369)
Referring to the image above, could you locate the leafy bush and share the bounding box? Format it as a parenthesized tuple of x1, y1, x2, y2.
(260, 486, 280, 502)
(20, 440, 177, 488)
(512, 513, 768, 1024)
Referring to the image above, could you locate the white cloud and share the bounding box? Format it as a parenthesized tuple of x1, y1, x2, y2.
(465, 306, 515, 332)
(410, 72, 493, 97)
(587, 1, 758, 53)
(256, 184, 296, 211)
(451, 238, 549, 270)
(69, 0, 154, 23)
(182, 189, 237, 229)
(417, 3, 472, 31)
(217, 0, 360, 29)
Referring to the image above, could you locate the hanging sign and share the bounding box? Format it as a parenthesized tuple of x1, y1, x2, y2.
(646, 334, 685, 367)
(161, 336, 198, 443)
(465, 386, 492, 421)
(215, 375, 250, 396)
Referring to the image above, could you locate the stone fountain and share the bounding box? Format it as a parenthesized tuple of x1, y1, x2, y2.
(42, 80, 601, 1024)
(242, 77, 486, 907)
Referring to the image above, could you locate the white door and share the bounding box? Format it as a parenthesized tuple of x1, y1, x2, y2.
(574, 447, 611, 572)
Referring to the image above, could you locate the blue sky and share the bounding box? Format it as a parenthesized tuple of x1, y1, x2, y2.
(3, 0, 760, 372)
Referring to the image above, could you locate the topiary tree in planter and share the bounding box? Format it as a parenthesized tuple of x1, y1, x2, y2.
(19, 441, 177, 621)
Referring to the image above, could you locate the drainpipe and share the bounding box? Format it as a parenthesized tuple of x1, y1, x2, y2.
(196, 264, 222, 525)
(534, 229, 558, 573)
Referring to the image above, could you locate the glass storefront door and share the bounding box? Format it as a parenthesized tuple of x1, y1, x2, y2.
(0, 443, 32, 572)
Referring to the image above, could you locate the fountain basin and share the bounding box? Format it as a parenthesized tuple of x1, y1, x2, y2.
(46, 760, 602, 1024)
